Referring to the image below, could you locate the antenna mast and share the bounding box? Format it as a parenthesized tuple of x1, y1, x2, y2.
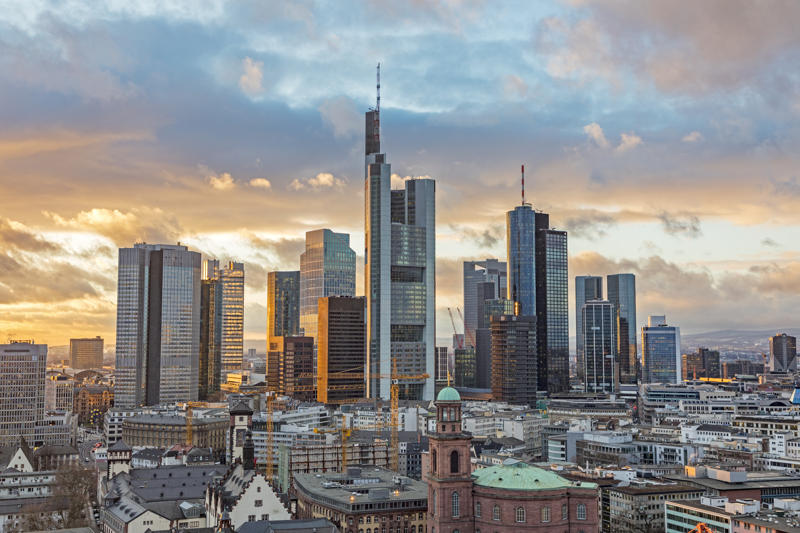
(521, 164, 525, 205)
(376, 62, 381, 112)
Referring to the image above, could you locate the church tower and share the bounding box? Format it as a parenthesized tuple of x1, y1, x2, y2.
(427, 387, 474, 533)
(228, 400, 253, 464)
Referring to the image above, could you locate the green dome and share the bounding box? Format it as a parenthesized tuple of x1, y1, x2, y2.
(472, 459, 598, 491)
(436, 387, 461, 402)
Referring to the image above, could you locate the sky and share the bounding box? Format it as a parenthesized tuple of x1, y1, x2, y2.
(1, 0, 800, 348)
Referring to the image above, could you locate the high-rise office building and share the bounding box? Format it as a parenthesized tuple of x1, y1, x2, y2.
(463, 259, 506, 345)
(641, 315, 681, 384)
(490, 314, 537, 405)
(474, 295, 514, 389)
(69, 336, 104, 369)
(506, 200, 569, 394)
(267, 336, 314, 401)
(769, 333, 797, 372)
(299, 229, 356, 343)
(267, 271, 300, 340)
(219, 262, 245, 379)
(364, 78, 436, 400)
(607, 273, 637, 383)
(454, 346, 476, 388)
(0, 341, 47, 446)
(581, 300, 617, 393)
(317, 296, 365, 404)
(200, 277, 221, 400)
(435, 346, 450, 387)
(115, 243, 201, 408)
(575, 276, 602, 377)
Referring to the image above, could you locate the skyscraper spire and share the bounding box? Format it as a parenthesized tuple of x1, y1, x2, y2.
(376, 62, 381, 113)
(521, 164, 525, 206)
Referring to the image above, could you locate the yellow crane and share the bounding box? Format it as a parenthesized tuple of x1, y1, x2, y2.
(688, 524, 715, 533)
(184, 401, 209, 445)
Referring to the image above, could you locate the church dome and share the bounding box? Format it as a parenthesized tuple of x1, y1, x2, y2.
(436, 387, 461, 402)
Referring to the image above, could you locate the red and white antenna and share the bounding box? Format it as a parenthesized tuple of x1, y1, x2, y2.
(521, 164, 525, 205)
(376, 62, 380, 113)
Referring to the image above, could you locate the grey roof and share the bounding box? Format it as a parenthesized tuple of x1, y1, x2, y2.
(125, 414, 226, 425)
(696, 424, 733, 433)
(0, 495, 69, 515)
(237, 519, 338, 533)
(126, 465, 226, 501)
(105, 495, 147, 523)
(0, 436, 34, 470)
(132, 448, 164, 461)
(230, 400, 253, 415)
(108, 439, 132, 452)
(34, 444, 79, 456)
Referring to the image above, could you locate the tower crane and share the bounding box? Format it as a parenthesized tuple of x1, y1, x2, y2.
(688, 524, 715, 533)
(448, 307, 463, 349)
(456, 307, 475, 348)
(184, 401, 209, 445)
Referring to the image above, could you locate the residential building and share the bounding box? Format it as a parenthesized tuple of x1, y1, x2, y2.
(364, 86, 436, 401)
(575, 276, 603, 379)
(0, 341, 47, 446)
(769, 333, 797, 373)
(267, 271, 300, 340)
(73, 383, 114, 424)
(115, 243, 201, 407)
(69, 336, 104, 369)
(490, 315, 537, 406)
(299, 229, 356, 343)
(317, 296, 366, 404)
(642, 315, 681, 384)
(582, 299, 618, 393)
(607, 273, 637, 384)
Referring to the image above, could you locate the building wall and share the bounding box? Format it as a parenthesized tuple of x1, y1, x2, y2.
(70, 337, 104, 369)
(267, 271, 300, 340)
(317, 296, 366, 403)
(0, 342, 47, 446)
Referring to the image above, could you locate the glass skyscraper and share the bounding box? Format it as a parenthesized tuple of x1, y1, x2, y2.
(299, 229, 356, 343)
(607, 273, 637, 383)
(582, 299, 617, 393)
(115, 243, 201, 407)
(200, 259, 244, 392)
(463, 259, 506, 345)
(642, 315, 681, 384)
(0, 342, 46, 446)
(575, 276, 603, 378)
(365, 95, 436, 400)
(267, 271, 300, 341)
(769, 333, 797, 372)
(506, 205, 536, 316)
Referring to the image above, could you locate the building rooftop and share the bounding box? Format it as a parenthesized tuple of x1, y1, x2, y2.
(472, 459, 597, 491)
(611, 483, 702, 496)
(437, 387, 461, 402)
(238, 519, 338, 533)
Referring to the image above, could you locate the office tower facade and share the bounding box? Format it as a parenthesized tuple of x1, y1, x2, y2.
(581, 300, 618, 393)
(607, 273, 637, 383)
(641, 315, 681, 384)
(0, 342, 47, 446)
(575, 276, 602, 377)
(490, 314, 537, 405)
(199, 277, 221, 400)
(365, 93, 436, 400)
(115, 243, 201, 408)
(69, 336, 104, 369)
(267, 271, 300, 340)
(267, 336, 314, 401)
(769, 333, 797, 372)
(699, 347, 721, 379)
(435, 346, 449, 386)
(454, 346, 476, 388)
(506, 205, 536, 316)
(299, 229, 356, 343)
(682, 350, 702, 381)
(317, 296, 366, 404)
(474, 296, 514, 389)
(219, 262, 245, 379)
(463, 259, 506, 345)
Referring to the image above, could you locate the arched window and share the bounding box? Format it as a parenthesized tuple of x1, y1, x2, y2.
(515, 507, 525, 523)
(451, 491, 460, 518)
(540, 506, 550, 523)
(442, 408, 449, 421)
(475, 501, 481, 517)
(577, 504, 587, 520)
(433, 491, 437, 516)
(450, 450, 459, 473)
(432, 450, 437, 473)
(561, 504, 567, 521)
(492, 505, 500, 521)
(411, 526, 416, 533)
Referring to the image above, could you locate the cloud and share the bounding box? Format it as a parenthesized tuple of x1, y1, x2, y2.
(761, 238, 778, 247)
(45, 208, 183, 246)
(503, 74, 529, 99)
(208, 172, 236, 191)
(451, 223, 504, 249)
(318, 96, 361, 138)
(657, 212, 702, 238)
(615, 132, 642, 153)
(771, 177, 800, 196)
(289, 172, 346, 191)
(249, 178, 272, 189)
(583, 122, 609, 148)
(239, 57, 264, 96)
(564, 211, 618, 238)
(682, 131, 703, 143)
(0, 218, 60, 253)
(390, 174, 432, 189)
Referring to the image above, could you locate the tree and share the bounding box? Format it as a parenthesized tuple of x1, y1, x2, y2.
(52, 463, 97, 527)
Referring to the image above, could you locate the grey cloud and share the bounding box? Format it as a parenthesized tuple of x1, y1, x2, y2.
(761, 238, 779, 247)
(0, 218, 60, 253)
(657, 212, 702, 238)
(771, 176, 800, 196)
(450, 223, 504, 249)
(564, 212, 617, 238)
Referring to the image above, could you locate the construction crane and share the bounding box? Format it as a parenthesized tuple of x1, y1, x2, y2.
(688, 524, 715, 533)
(456, 307, 475, 348)
(447, 307, 463, 349)
(184, 401, 209, 445)
(313, 414, 353, 471)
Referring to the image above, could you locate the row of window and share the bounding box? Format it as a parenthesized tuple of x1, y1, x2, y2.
(441, 495, 587, 522)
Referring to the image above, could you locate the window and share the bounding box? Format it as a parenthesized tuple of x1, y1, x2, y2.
(453, 530, 459, 533)
(255, 500, 263, 507)
(432, 450, 437, 473)
(577, 504, 587, 520)
(516, 507, 526, 523)
(433, 491, 437, 516)
(451, 491, 460, 518)
(367, 517, 372, 524)
(475, 501, 481, 517)
(257, 486, 262, 492)
(248, 515, 256, 522)
(540, 507, 549, 523)
(561, 504, 567, 521)
(450, 451, 459, 474)
(360, 518, 365, 524)
(492, 505, 500, 521)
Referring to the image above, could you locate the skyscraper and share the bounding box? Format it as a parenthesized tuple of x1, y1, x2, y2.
(115, 243, 201, 408)
(769, 333, 797, 372)
(365, 73, 436, 400)
(69, 336, 104, 369)
(317, 296, 366, 404)
(199, 277, 220, 399)
(506, 196, 568, 394)
(490, 314, 537, 405)
(435, 346, 450, 387)
(463, 259, 506, 345)
(575, 276, 602, 377)
(581, 299, 617, 393)
(299, 229, 356, 343)
(607, 273, 637, 383)
(200, 260, 245, 385)
(0, 341, 46, 446)
(641, 315, 681, 384)
(267, 271, 300, 340)
(474, 294, 514, 389)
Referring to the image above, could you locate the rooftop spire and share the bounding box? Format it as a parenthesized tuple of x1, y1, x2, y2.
(376, 62, 381, 113)
(521, 164, 525, 206)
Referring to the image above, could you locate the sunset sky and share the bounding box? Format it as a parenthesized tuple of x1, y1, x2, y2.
(2, 1, 800, 347)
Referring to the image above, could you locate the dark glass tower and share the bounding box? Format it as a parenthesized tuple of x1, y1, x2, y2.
(317, 296, 366, 404)
(582, 299, 617, 393)
(575, 276, 603, 379)
(607, 273, 637, 384)
(267, 271, 300, 341)
(490, 314, 537, 405)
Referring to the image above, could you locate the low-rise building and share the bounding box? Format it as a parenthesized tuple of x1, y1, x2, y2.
(607, 482, 704, 533)
(122, 413, 228, 450)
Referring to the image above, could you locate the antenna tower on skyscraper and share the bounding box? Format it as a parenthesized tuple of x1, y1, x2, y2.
(521, 164, 526, 205)
(376, 62, 380, 112)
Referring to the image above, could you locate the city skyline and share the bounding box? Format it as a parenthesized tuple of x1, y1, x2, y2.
(2, 2, 800, 346)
